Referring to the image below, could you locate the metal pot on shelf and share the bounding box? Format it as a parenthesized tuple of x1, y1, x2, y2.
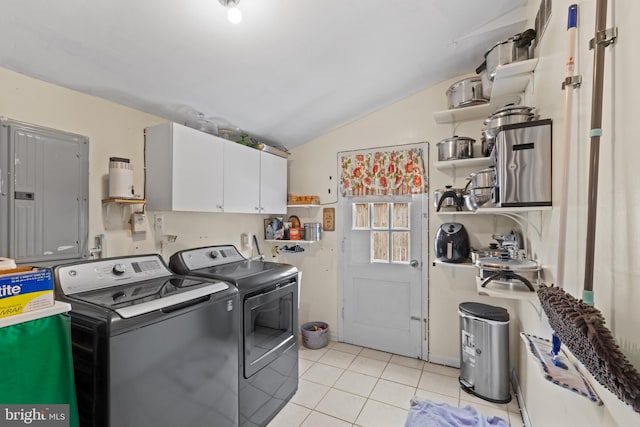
(445, 77, 489, 109)
(463, 188, 493, 211)
(483, 29, 536, 81)
(475, 254, 540, 292)
(462, 166, 496, 211)
(469, 167, 496, 189)
(434, 185, 466, 212)
(483, 105, 537, 138)
(480, 133, 494, 157)
(436, 136, 475, 161)
(303, 223, 322, 241)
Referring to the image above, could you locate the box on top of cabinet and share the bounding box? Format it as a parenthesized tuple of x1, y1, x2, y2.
(0, 267, 54, 319)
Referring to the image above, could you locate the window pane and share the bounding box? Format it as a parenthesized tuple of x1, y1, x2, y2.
(391, 231, 410, 263)
(372, 203, 390, 229)
(392, 203, 410, 229)
(371, 231, 389, 263)
(353, 203, 370, 229)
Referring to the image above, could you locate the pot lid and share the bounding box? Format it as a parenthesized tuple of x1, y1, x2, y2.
(475, 256, 539, 271)
(483, 114, 536, 126)
(436, 136, 476, 145)
(491, 104, 535, 116)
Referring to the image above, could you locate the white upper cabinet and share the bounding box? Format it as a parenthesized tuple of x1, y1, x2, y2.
(146, 122, 287, 214)
(223, 141, 287, 215)
(145, 122, 224, 212)
(223, 141, 261, 213)
(260, 151, 287, 214)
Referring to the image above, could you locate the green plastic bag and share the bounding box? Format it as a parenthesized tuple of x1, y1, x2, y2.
(0, 314, 79, 427)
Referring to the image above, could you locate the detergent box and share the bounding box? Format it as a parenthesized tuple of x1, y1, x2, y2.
(0, 267, 54, 318)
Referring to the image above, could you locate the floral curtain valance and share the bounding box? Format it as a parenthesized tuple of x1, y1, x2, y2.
(340, 148, 427, 196)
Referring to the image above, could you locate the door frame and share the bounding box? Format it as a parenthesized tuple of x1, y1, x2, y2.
(337, 142, 429, 359)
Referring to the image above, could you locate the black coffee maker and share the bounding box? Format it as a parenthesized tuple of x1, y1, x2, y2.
(435, 223, 470, 263)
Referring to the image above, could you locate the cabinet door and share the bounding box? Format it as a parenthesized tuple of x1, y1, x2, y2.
(146, 123, 223, 212)
(223, 141, 260, 213)
(171, 124, 224, 212)
(260, 152, 287, 214)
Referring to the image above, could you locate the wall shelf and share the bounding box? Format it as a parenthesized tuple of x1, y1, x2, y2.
(433, 157, 492, 170)
(437, 206, 551, 215)
(102, 198, 146, 205)
(433, 58, 539, 124)
(433, 259, 475, 269)
(436, 210, 475, 216)
(286, 204, 321, 208)
(490, 58, 538, 98)
(102, 198, 146, 225)
(475, 276, 539, 301)
(474, 206, 552, 214)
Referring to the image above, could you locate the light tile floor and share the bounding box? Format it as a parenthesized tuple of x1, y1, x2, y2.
(268, 341, 524, 427)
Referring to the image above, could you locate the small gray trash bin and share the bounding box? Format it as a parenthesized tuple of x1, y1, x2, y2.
(459, 302, 511, 403)
(301, 322, 329, 349)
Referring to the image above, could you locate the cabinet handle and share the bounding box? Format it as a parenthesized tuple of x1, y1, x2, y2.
(0, 167, 4, 196)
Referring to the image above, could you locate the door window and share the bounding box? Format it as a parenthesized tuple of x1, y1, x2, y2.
(353, 202, 411, 265)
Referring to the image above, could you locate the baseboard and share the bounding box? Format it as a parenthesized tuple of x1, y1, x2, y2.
(427, 353, 460, 368)
(511, 368, 531, 427)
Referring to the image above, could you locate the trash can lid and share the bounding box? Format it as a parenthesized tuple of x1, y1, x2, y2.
(459, 302, 509, 322)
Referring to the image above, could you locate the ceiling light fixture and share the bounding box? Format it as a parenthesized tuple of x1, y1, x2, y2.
(219, 0, 242, 24)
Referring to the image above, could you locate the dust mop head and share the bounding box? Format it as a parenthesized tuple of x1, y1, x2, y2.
(537, 285, 640, 413)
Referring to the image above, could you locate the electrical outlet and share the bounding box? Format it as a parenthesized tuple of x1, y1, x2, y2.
(241, 233, 250, 250)
(155, 214, 164, 232)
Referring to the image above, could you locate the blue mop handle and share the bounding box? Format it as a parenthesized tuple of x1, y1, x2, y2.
(552, 333, 562, 356)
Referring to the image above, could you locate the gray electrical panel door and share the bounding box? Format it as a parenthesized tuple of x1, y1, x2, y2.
(0, 120, 89, 264)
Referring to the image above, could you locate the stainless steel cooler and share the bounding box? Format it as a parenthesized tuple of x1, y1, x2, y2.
(459, 302, 511, 403)
(495, 119, 552, 207)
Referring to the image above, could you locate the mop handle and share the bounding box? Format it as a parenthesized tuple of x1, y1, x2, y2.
(556, 4, 579, 288)
(583, 0, 609, 304)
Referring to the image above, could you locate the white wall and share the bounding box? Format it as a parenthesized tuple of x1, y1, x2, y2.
(289, 0, 640, 425)
(0, 67, 266, 261)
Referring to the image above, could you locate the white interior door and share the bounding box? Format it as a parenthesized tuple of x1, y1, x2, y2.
(339, 195, 426, 358)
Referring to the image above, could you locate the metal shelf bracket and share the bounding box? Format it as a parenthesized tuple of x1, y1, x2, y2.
(589, 27, 618, 50)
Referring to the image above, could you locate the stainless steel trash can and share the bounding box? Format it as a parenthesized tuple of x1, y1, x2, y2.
(459, 302, 511, 403)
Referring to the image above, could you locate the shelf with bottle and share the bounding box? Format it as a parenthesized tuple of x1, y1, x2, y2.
(433, 58, 539, 124)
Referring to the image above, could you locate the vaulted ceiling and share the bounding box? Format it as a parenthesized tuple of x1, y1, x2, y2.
(0, 0, 529, 149)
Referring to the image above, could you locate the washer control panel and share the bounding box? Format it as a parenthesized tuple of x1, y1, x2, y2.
(178, 245, 245, 270)
(56, 255, 172, 295)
